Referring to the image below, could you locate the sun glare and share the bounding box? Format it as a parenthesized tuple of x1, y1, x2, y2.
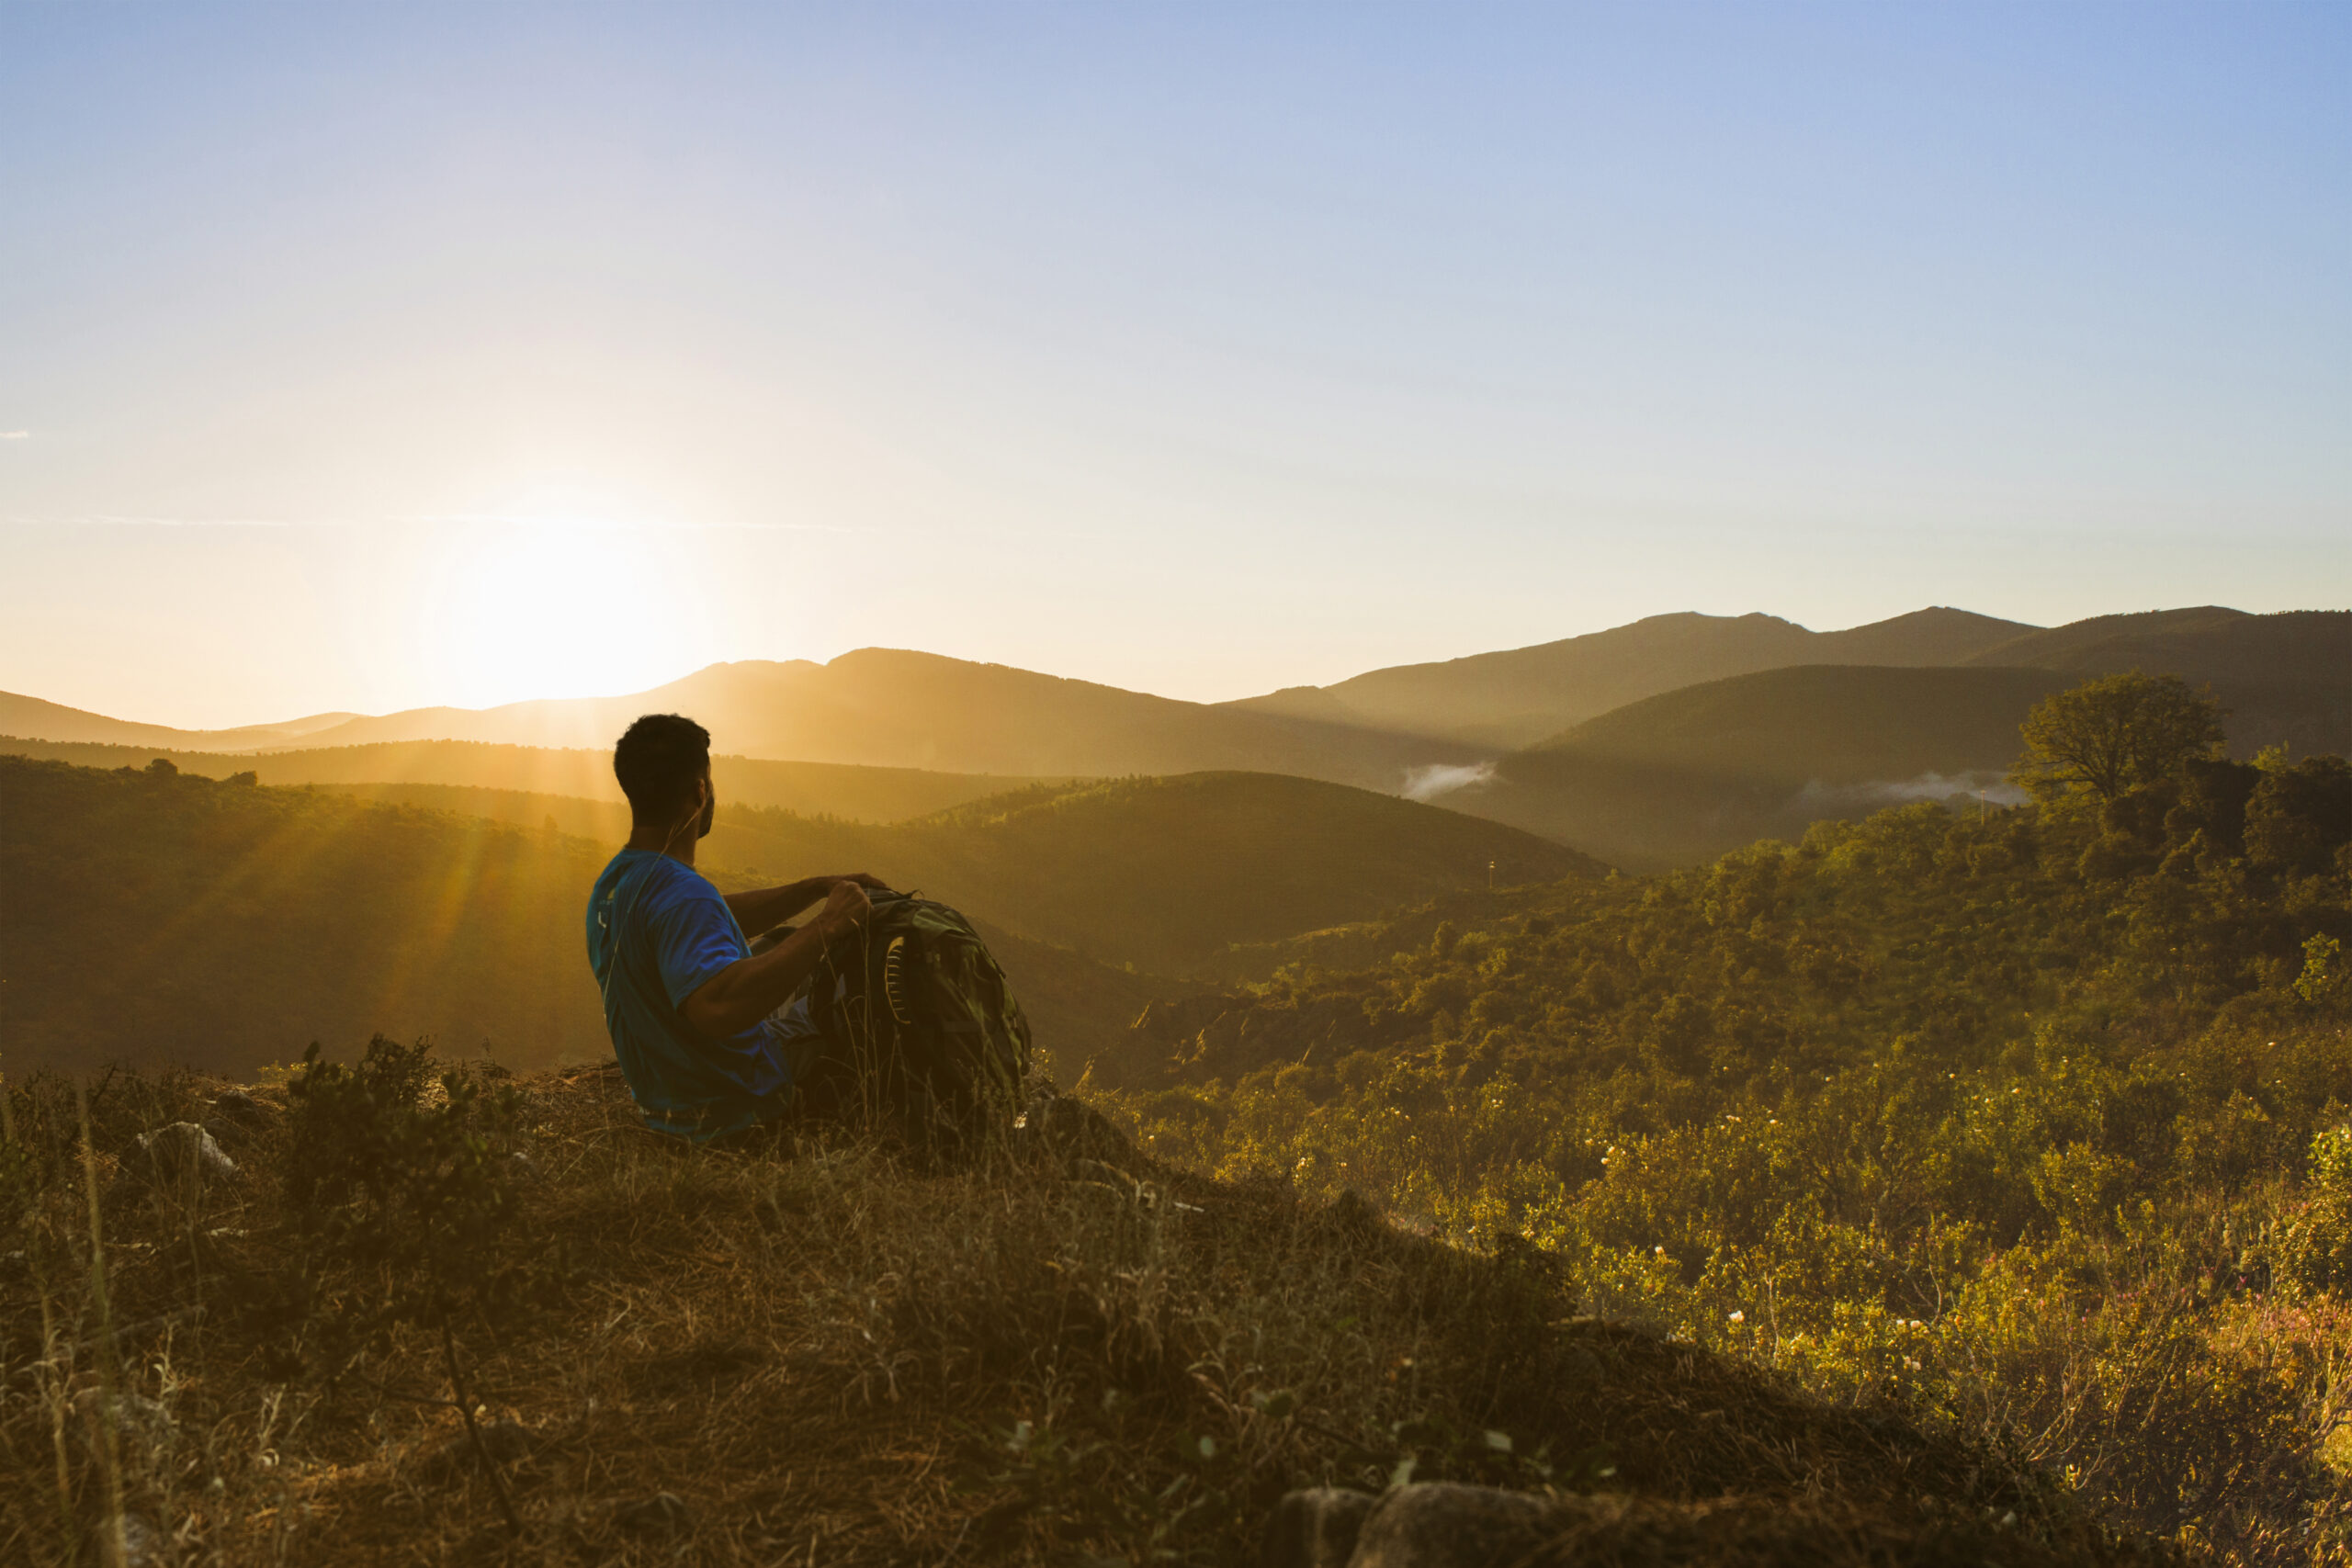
(419, 512, 707, 709)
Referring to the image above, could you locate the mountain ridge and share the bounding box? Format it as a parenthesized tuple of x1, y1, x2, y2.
(0, 690, 359, 752)
(1222, 606, 2039, 746)
(3, 651, 1486, 794)
(6, 604, 2343, 796)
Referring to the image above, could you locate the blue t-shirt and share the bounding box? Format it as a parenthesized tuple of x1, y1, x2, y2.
(585, 850, 793, 1140)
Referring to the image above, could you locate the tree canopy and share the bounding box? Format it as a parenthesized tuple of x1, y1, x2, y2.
(2009, 670, 2223, 804)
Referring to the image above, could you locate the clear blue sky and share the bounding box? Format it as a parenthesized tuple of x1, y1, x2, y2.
(2, 2, 2345, 725)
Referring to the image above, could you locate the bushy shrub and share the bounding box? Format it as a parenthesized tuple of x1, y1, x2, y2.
(287, 1036, 554, 1530)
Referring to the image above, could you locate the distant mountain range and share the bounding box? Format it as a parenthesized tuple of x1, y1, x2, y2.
(0, 691, 358, 752)
(1226, 606, 2039, 747)
(2, 651, 1484, 794)
(1227, 605, 2351, 751)
(1953, 608, 2351, 760)
(5, 604, 2343, 869)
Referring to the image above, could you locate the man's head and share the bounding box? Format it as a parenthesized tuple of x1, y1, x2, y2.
(614, 713, 714, 840)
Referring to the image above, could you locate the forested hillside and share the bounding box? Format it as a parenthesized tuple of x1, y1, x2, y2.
(1092, 750, 2352, 1556)
(0, 758, 1173, 1077)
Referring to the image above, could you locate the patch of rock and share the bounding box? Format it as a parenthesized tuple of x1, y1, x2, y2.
(133, 1122, 238, 1192)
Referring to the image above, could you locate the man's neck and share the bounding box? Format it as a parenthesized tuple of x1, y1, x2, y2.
(625, 822, 697, 866)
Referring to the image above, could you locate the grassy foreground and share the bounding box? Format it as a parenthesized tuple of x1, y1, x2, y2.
(0, 1062, 2165, 1567)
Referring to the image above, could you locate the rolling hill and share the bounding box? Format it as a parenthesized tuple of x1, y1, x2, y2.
(0, 755, 618, 1075)
(0, 756, 1584, 1075)
(1533, 663, 2070, 784)
(0, 736, 1049, 824)
(278, 771, 1595, 975)
(0, 755, 1183, 1079)
(840, 772, 1599, 972)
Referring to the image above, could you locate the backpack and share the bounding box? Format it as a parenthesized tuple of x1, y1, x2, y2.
(802, 888, 1033, 1152)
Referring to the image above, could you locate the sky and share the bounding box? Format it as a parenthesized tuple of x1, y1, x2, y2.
(1, 3, 2346, 728)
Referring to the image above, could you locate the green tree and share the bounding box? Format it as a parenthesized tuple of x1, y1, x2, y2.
(2245, 754, 2352, 874)
(2009, 671, 2223, 806)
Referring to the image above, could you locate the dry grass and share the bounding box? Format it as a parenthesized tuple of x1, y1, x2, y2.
(2, 1063, 2172, 1566)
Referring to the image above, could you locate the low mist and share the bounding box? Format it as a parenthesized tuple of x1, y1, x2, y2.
(1401, 761, 1497, 801)
(1796, 771, 2028, 810)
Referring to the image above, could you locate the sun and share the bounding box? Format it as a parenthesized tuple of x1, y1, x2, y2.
(417, 506, 709, 709)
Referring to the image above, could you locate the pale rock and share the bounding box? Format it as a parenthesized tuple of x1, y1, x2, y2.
(135, 1122, 238, 1191)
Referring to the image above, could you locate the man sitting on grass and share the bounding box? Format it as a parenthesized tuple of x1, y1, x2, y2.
(585, 712, 881, 1142)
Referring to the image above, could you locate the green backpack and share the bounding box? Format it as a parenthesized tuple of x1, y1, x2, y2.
(803, 888, 1033, 1151)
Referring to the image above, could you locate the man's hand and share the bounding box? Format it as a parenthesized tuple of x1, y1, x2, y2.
(723, 872, 889, 937)
(685, 879, 876, 1039)
(815, 878, 873, 939)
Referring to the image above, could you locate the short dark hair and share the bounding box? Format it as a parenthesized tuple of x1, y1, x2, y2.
(613, 713, 711, 818)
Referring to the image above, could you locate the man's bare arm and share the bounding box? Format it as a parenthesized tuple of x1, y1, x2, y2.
(682, 881, 873, 1039)
(722, 873, 886, 937)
